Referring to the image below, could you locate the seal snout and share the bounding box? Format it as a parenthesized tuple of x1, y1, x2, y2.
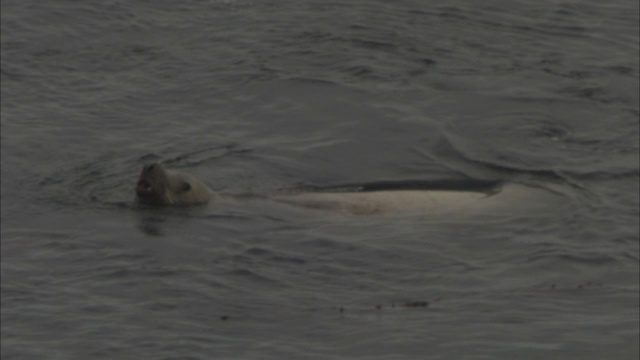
(136, 164, 160, 196)
(136, 178, 153, 193)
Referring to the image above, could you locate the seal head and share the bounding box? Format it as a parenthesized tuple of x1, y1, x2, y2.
(136, 163, 214, 206)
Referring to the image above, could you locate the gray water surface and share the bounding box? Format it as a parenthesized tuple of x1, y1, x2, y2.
(2, 1, 638, 359)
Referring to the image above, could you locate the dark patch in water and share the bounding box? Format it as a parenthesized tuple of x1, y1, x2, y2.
(307, 178, 502, 193)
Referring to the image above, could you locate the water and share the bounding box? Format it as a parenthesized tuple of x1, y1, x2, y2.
(2, 0, 638, 359)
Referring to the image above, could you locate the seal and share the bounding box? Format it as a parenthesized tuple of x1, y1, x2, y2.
(135, 163, 214, 206)
(134, 163, 564, 214)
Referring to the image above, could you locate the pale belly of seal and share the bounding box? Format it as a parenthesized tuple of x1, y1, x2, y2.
(268, 184, 562, 215)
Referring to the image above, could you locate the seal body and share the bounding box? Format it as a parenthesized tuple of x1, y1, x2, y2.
(268, 183, 563, 215)
(136, 163, 214, 206)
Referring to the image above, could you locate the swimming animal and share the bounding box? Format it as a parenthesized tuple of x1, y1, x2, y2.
(135, 163, 563, 215)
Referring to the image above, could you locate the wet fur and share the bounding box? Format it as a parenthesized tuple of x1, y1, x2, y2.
(268, 183, 563, 215)
(136, 163, 214, 205)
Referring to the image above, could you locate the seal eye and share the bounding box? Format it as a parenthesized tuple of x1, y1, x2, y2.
(147, 164, 155, 171)
(181, 182, 192, 192)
